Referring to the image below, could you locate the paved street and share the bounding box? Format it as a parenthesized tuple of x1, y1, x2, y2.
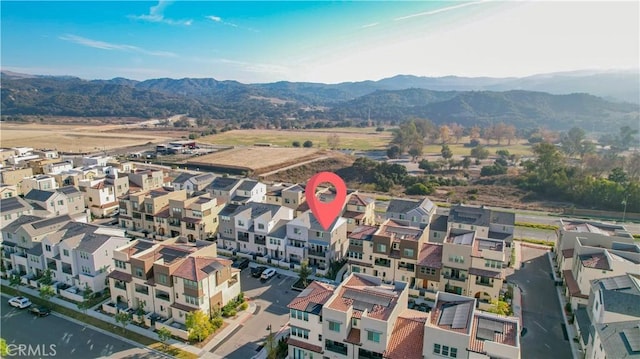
(0, 299, 163, 359)
(210, 268, 299, 359)
(507, 246, 572, 359)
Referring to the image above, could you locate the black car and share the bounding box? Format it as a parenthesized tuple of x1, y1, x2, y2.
(251, 266, 267, 278)
(232, 258, 250, 270)
(29, 305, 51, 317)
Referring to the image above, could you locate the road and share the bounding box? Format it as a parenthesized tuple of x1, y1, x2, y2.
(0, 298, 163, 358)
(507, 246, 572, 359)
(210, 269, 299, 359)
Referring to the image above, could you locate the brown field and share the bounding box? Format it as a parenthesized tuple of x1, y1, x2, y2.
(0, 122, 171, 152)
(187, 147, 325, 173)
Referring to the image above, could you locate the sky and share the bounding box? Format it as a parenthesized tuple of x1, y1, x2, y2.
(1, 1, 638, 84)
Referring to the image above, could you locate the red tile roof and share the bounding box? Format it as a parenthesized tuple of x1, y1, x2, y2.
(288, 281, 335, 311)
(348, 225, 378, 240)
(326, 274, 400, 320)
(107, 270, 132, 283)
(348, 193, 372, 206)
(580, 253, 610, 270)
(468, 313, 519, 354)
(172, 256, 231, 282)
(287, 337, 323, 354)
(418, 243, 443, 268)
(385, 309, 428, 359)
(343, 211, 365, 220)
(562, 248, 574, 259)
(345, 328, 361, 345)
(469, 268, 503, 279)
(563, 270, 588, 299)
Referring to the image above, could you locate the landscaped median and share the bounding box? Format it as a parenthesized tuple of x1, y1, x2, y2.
(513, 237, 555, 248)
(515, 221, 559, 231)
(1, 285, 198, 359)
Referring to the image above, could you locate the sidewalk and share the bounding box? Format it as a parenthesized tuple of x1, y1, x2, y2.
(1, 278, 256, 358)
(545, 251, 579, 359)
(251, 323, 290, 359)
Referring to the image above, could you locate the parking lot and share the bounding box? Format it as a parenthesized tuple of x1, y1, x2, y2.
(210, 267, 299, 359)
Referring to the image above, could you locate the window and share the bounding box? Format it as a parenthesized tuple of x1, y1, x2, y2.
(366, 330, 381, 343)
(3, 214, 11, 221)
(134, 267, 144, 277)
(45, 244, 51, 252)
(349, 239, 362, 246)
(442, 346, 449, 356)
(184, 295, 199, 306)
(270, 238, 281, 246)
(293, 348, 305, 359)
(434, 344, 441, 354)
(420, 267, 436, 275)
(450, 348, 457, 358)
(172, 207, 182, 215)
(81, 266, 91, 274)
(237, 220, 245, 226)
(184, 279, 199, 288)
(258, 223, 265, 230)
(115, 260, 126, 269)
(158, 273, 168, 285)
(290, 326, 309, 339)
(290, 309, 308, 321)
(434, 344, 456, 358)
(80, 252, 89, 259)
(485, 260, 501, 269)
(63, 249, 69, 256)
(315, 231, 323, 237)
(347, 251, 363, 260)
(449, 255, 464, 264)
(377, 243, 387, 252)
(57, 200, 64, 205)
(403, 248, 415, 258)
(328, 320, 341, 332)
(293, 228, 301, 235)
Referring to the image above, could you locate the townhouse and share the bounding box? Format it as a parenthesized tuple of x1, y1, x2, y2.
(41, 221, 129, 292)
(23, 187, 86, 218)
(207, 177, 266, 205)
(266, 183, 305, 210)
(287, 274, 521, 359)
(183, 173, 217, 195)
(446, 204, 515, 244)
(343, 193, 376, 233)
(576, 274, 640, 359)
(207, 177, 243, 203)
(119, 189, 223, 241)
(1, 215, 72, 279)
(0, 196, 33, 225)
(127, 169, 167, 192)
(385, 197, 436, 229)
(79, 177, 120, 218)
(172, 172, 196, 192)
(286, 210, 347, 273)
(0, 184, 17, 199)
(42, 161, 73, 175)
(104, 237, 240, 339)
(21, 175, 58, 194)
(217, 202, 293, 257)
(0, 167, 33, 194)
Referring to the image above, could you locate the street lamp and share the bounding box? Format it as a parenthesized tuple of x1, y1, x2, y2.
(266, 324, 273, 357)
(622, 195, 629, 222)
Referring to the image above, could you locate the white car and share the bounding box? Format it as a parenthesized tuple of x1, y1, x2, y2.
(8, 296, 32, 309)
(260, 268, 277, 280)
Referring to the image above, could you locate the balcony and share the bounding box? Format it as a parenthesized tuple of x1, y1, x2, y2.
(308, 249, 326, 257)
(475, 278, 494, 287)
(442, 273, 467, 283)
(61, 264, 73, 275)
(374, 258, 391, 268)
(238, 232, 250, 242)
(2, 251, 11, 259)
(398, 263, 415, 272)
(135, 285, 149, 295)
(185, 223, 196, 231)
(325, 341, 348, 356)
(168, 220, 181, 228)
(47, 260, 57, 271)
(156, 291, 170, 301)
(114, 281, 127, 291)
(132, 212, 142, 219)
(255, 236, 266, 246)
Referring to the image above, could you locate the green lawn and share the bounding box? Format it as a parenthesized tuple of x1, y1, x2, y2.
(423, 142, 533, 157)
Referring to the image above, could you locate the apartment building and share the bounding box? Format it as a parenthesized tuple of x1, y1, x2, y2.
(343, 193, 376, 233)
(266, 183, 305, 210)
(21, 175, 58, 194)
(41, 222, 129, 292)
(119, 189, 222, 241)
(447, 204, 515, 244)
(385, 197, 436, 229)
(79, 178, 119, 218)
(23, 187, 86, 218)
(127, 169, 167, 192)
(0, 196, 34, 225)
(183, 173, 217, 194)
(217, 202, 293, 257)
(104, 237, 240, 338)
(286, 210, 347, 272)
(172, 173, 196, 192)
(287, 281, 335, 358)
(207, 177, 242, 203)
(1, 215, 72, 279)
(578, 274, 640, 359)
(424, 292, 521, 359)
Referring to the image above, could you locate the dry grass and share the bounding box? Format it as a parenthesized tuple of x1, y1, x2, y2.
(188, 147, 322, 172)
(199, 128, 392, 150)
(0, 123, 171, 152)
(423, 139, 534, 157)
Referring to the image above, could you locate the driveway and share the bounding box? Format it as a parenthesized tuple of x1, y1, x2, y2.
(507, 246, 572, 359)
(0, 299, 162, 358)
(210, 268, 299, 359)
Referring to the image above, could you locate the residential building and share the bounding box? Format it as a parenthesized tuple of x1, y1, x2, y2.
(23, 187, 86, 218)
(42, 161, 73, 175)
(127, 169, 167, 192)
(342, 193, 376, 233)
(266, 183, 305, 210)
(385, 197, 436, 229)
(79, 178, 119, 218)
(183, 173, 217, 194)
(82, 155, 112, 167)
(447, 204, 515, 244)
(0, 167, 34, 192)
(207, 177, 242, 203)
(27, 158, 59, 175)
(0, 196, 33, 225)
(21, 175, 58, 193)
(286, 281, 335, 358)
(104, 237, 241, 339)
(119, 189, 222, 241)
(287, 210, 347, 273)
(1, 215, 72, 279)
(0, 184, 18, 199)
(172, 173, 196, 192)
(0, 149, 17, 164)
(41, 222, 129, 292)
(577, 274, 640, 359)
(232, 179, 267, 204)
(218, 202, 293, 257)
(32, 149, 59, 159)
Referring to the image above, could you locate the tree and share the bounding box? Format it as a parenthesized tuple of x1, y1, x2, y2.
(299, 260, 312, 288)
(0, 338, 7, 357)
(39, 285, 56, 303)
(406, 183, 432, 195)
(292, 141, 300, 147)
(504, 125, 517, 145)
(440, 145, 453, 160)
(157, 327, 172, 350)
(439, 125, 451, 144)
(186, 310, 214, 342)
(487, 300, 511, 316)
(40, 269, 53, 285)
(77, 283, 94, 316)
(608, 167, 628, 184)
(9, 274, 22, 296)
(470, 145, 489, 160)
(461, 156, 472, 169)
(450, 123, 464, 143)
(136, 300, 147, 324)
(419, 159, 439, 174)
(408, 146, 423, 162)
(617, 125, 639, 150)
(560, 127, 587, 158)
(115, 311, 133, 334)
(303, 140, 313, 148)
(469, 126, 481, 141)
(386, 145, 401, 159)
(327, 134, 340, 149)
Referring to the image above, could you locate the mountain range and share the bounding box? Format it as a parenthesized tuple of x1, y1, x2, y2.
(1, 69, 638, 131)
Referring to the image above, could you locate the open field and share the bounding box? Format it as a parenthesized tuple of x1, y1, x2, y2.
(423, 138, 534, 157)
(199, 128, 393, 151)
(187, 146, 325, 173)
(0, 122, 172, 152)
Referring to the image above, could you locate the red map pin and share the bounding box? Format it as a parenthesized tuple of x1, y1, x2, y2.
(305, 171, 347, 231)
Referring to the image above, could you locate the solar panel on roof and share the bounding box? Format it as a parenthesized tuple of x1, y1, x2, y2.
(478, 318, 504, 332)
(439, 304, 456, 326)
(343, 289, 391, 307)
(601, 276, 633, 290)
(452, 232, 474, 245)
(476, 327, 495, 341)
(452, 302, 472, 329)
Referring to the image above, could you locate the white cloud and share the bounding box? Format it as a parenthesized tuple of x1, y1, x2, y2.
(60, 34, 177, 57)
(361, 22, 379, 29)
(394, 0, 488, 21)
(206, 15, 222, 22)
(130, 1, 192, 26)
(206, 15, 257, 32)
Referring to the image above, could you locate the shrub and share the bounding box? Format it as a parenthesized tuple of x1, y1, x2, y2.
(240, 302, 248, 311)
(211, 316, 223, 329)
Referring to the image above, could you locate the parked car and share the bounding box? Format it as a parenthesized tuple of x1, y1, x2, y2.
(8, 296, 32, 309)
(261, 268, 277, 280)
(232, 258, 250, 270)
(251, 266, 267, 278)
(29, 305, 51, 317)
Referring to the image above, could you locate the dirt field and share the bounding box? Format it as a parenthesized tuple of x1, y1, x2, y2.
(187, 147, 326, 173)
(0, 122, 172, 153)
